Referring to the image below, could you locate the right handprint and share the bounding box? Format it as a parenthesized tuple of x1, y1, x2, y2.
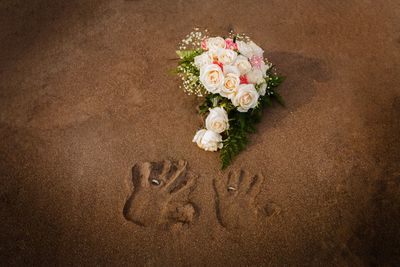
(213, 170, 281, 230)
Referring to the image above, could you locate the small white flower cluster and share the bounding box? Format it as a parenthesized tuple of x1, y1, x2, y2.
(178, 28, 208, 50)
(177, 64, 206, 96)
(176, 29, 210, 96)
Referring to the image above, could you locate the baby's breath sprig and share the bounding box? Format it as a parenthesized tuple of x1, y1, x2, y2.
(176, 28, 211, 96)
(228, 31, 251, 42)
(178, 28, 208, 51)
(176, 49, 207, 96)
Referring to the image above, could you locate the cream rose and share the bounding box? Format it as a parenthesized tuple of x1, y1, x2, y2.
(220, 73, 240, 99)
(194, 52, 213, 69)
(246, 68, 265, 84)
(234, 55, 252, 75)
(200, 64, 224, 94)
(205, 107, 229, 133)
(233, 84, 259, 112)
(206, 37, 226, 51)
(216, 48, 237, 65)
(220, 65, 240, 99)
(192, 129, 223, 152)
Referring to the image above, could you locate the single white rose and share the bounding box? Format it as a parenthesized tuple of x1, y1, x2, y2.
(237, 40, 264, 58)
(237, 41, 253, 58)
(205, 107, 229, 133)
(248, 41, 264, 57)
(219, 65, 240, 99)
(192, 129, 223, 152)
(206, 37, 226, 51)
(194, 52, 213, 69)
(233, 84, 259, 112)
(246, 68, 264, 84)
(193, 129, 207, 148)
(200, 64, 224, 94)
(216, 48, 237, 65)
(258, 83, 267, 96)
(220, 72, 240, 99)
(234, 55, 252, 75)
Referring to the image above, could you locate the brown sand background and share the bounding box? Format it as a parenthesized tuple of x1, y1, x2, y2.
(1, 0, 399, 266)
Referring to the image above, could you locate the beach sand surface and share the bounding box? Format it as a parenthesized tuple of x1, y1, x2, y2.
(1, 0, 399, 265)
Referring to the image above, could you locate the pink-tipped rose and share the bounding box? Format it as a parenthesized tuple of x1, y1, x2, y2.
(201, 38, 208, 50)
(225, 38, 238, 50)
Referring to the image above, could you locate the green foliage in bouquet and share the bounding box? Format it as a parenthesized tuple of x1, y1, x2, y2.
(204, 73, 285, 169)
(196, 69, 285, 169)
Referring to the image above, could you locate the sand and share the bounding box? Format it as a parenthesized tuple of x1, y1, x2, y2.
(1, 0, 399, 266)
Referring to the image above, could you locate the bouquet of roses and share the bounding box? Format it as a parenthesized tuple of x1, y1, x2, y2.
(175, 29, 284, 169)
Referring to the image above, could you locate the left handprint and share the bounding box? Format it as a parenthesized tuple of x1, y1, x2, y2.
(123, 160, 198, 229)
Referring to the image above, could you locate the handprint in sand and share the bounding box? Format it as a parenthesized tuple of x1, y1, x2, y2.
(123, 160, 198, 229)
(213, 170, 280, 229)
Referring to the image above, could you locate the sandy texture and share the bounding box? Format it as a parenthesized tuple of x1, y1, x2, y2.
(1, 0, 399, 266)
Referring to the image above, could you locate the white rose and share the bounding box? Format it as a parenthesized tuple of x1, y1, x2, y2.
(192, 129, 223, 152)
(216, 48, 237, 65)
(248, 41, 264, 57)
(237, 41, 253, 58)
(194, 52, 213, 69)
(205, 107, 229, 133)
(200, 64, 224, 94)
(233, 84, 259, 112)
(246, 68, 264, 84)
(219, 65, 240, 99)
(258, 83, 267, 96)
(206, 37, 226, 51)
(234, 55, 252, 75)
(220, 74, 240, 99)
(237, 40, 264, 58)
